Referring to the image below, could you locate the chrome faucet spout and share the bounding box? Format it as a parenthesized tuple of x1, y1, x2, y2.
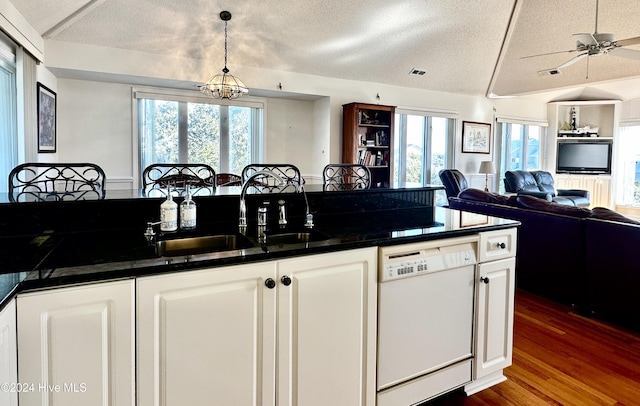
(239, 170, 285, 230)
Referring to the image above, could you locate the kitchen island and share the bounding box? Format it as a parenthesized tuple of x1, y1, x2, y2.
(0, 186, 518, 406)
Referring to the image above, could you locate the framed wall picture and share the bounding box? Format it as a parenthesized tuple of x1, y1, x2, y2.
(462, 121, 491, 154)
(37, 82, 57, 153)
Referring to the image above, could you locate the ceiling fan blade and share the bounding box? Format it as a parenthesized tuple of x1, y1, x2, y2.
(614, 36, 640, 47)
(555, 52, 588, 69)
(609, 47, 640, 61)
(521, 49, 577, 60)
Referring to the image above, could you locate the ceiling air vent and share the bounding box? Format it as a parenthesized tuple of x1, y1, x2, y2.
(538, 68, 562, 77)
(409, 68, 427, 76)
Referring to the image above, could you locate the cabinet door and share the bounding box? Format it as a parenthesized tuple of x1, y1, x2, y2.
(586, 176, 611, 208)
(556, 174, 583, 190)
(137, 262, 276, 406)
(17, 280, 135, 406)
(562, 175, 612, 208)
(474, 258, 515, 379)
(596, 176, 611, 208)
(0, 300, 17, 406)
(276, 247, 377, 406)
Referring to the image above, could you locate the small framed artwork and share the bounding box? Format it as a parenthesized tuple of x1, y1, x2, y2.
(462, 121, 491, 154)
(37, 82, 57, 153)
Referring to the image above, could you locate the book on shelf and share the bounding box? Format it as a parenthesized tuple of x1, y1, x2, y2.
(357, 149, 389, 167)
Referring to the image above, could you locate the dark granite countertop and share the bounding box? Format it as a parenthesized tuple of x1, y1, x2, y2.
(0, 206, 518, 309)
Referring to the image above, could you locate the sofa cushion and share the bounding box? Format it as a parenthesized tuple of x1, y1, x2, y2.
(591, 207, 640, 225)
(516, 195, 592, 218)
(504, 170, 541, 193)
(532, 171, 557, 195)
(457, 188, 517, 206)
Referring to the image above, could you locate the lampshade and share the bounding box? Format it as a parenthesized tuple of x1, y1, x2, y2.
(199, 11, 248, 100)
(478, 161, 496, 174)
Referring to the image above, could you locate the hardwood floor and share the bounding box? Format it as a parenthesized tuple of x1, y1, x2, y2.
(426, 290, 640, 405)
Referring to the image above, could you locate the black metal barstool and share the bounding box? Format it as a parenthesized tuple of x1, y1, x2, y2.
(8, 162, 106, 202)
(240, 164, 302, 194)
(322, 163, 371, 191)
(142, 163, 215, 196)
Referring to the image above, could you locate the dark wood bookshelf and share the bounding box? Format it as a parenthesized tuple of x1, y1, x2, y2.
(342, 102, 395, 188)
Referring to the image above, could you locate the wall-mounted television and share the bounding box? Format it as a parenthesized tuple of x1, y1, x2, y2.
(556, 140, 612, 174)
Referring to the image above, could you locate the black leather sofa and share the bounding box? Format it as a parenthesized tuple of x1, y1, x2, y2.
(584, 215, 640, 328)
(438, 169, 468, 200)
(504, 170, 590, 207)
(449, 188, 640, 329)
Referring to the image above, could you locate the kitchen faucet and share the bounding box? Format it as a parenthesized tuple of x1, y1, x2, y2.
(238, 169, 314, 233)
(239, 170, 285, 232)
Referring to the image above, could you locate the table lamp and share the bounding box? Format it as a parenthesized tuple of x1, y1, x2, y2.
(478, 161, 496, 192)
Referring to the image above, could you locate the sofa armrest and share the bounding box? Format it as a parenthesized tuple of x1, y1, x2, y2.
(558, 189, 590, 199)
(517, 190, 552, 201)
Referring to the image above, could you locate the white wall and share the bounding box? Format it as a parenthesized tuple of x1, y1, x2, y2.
(265, 97, 324, 177)
(57, 79, 134, 188)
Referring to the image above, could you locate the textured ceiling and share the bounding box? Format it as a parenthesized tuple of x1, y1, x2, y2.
(9, 0, 640, 98)
(493, 0, 640, 97)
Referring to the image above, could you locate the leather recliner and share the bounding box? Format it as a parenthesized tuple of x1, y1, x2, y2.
(504, 170, 590, 207)
(438, 169, 469, 200)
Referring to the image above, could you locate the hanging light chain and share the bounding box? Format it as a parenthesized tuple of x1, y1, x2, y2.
(223, 19, 228, 71)
(198, 10, 248, 99)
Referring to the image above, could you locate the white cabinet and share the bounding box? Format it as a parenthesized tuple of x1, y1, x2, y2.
(137, 261, 277, 406)
(556, 174, 612, 208)
(276, 248, 377, 406)
(17, 280, 135, 406)
(0, 299, 18, 406)
(466, 229, 517, 395)
(137, 247, 378, 406)
(474, 258, 516, 379)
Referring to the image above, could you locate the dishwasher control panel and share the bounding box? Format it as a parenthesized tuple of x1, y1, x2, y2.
(380, 237, 478, 282)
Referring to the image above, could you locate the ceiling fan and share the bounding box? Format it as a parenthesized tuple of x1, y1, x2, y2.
(523, 0, 640, 76)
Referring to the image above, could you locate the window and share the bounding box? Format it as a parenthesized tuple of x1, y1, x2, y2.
(136, 88, 263, 179)
(393, 112, 454, 205)
(497, 122, 544, 193)
(617, 126, 640, 205)
(0, 33, 17, 193)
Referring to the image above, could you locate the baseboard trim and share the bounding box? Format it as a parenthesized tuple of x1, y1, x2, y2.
(463, 370, 506, 396)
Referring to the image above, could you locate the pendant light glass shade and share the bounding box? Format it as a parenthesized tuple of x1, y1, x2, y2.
(199, 11, 248, 99)
(199, 68, 249, 99)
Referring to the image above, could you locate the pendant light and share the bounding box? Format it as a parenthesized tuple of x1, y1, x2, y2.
(199, 11, 248, 99)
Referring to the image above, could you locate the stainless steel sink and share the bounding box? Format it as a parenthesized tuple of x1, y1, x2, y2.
(264, 229, 331, 245)
(156, 234, 254, 257)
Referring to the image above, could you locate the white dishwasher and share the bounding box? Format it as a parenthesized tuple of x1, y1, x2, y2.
(377, 235, 478, 406)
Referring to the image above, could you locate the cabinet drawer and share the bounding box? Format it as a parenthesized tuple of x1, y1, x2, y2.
(479, 228, 517, 262)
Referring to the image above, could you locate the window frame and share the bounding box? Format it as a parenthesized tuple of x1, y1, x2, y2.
(495, 118, 548, 193)
(394, 109, 455, 205)
(0, 32, 17, 193)
(616, 125, 640, 207)
(132, 86, 265, 189)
